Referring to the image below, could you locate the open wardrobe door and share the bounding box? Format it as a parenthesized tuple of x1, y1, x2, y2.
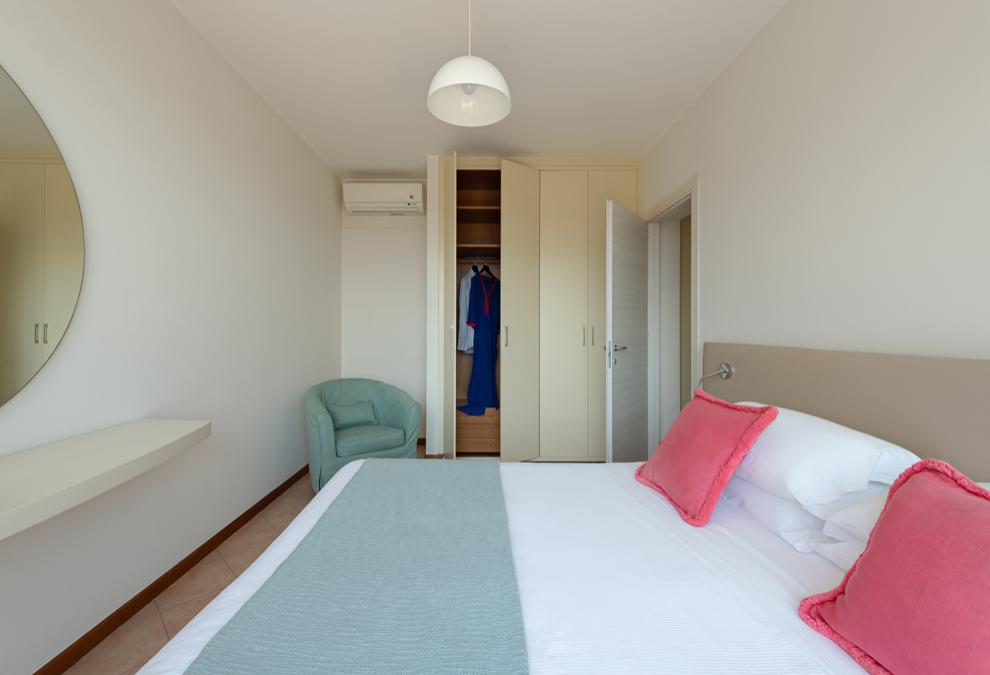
(499, 159, 540, 461)
(605, 200, 649, 463)
(442, 152, 458, 457)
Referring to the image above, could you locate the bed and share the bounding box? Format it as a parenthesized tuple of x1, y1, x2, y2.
(141, 459, 862, 674)
(141, 343, 989, 674)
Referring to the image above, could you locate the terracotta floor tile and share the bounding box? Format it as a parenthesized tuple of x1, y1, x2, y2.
(70, 477, 316, 673)
(217, 513, 279, 576)
(260, 476, 315, 532)
(159, 586, 223, 639)
(65, 603, 166, 675)
(154, 551, 234, 612)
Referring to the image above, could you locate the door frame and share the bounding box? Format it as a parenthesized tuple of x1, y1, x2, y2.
(642, 177, 700, 451)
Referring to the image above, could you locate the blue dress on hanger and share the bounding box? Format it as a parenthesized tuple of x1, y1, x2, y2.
(458, 271, 500, 416)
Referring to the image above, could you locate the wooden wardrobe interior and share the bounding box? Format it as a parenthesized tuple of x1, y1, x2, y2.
(455, 169, 501, 456)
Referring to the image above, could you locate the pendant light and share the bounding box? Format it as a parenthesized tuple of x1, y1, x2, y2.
(427, 0, 511, 127)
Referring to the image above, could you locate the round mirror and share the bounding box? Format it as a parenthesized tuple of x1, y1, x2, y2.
(0, 65, 84, 406)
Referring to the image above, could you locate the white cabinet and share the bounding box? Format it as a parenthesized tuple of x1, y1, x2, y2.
(539, 170, 590, 459)
(0, 161, 82, 402)
(537, 169, 638, 460)
(431, 156, 636, 461)
(43, 164, 85, 360)
(0, 163, 46, 400)
(499, 159, 540, 461)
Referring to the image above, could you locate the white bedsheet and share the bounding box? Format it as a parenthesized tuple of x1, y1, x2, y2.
(142, 461, 861, 674)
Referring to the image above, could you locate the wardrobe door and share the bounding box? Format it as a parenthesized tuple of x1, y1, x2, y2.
(42, 163, 84, 360)
(500, 159, 540, 461)
(0, 163, 45, 402)
(539, 170, 589, 459)
(586, 170, 637, 460)
(441, 153, 458, 456)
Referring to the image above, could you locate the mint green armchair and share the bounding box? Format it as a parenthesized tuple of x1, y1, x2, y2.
(305, 378, 422, 491)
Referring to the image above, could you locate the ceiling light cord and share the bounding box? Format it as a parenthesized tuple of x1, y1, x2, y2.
(467, 0, 472, 55)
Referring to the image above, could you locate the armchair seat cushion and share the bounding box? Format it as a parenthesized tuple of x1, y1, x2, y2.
(335, 425, 405, 458)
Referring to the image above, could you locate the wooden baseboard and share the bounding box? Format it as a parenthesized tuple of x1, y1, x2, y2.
(36, 465, 309, 675)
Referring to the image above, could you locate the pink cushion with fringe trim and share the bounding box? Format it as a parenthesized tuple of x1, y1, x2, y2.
(634, 390, 777, 526)
(799, 459, 990, 675)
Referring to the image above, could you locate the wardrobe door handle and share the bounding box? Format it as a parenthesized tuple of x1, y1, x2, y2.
(43, 323, 48, 345)
(34, 323, 39, 344)
(582, 326, 587, 346)
(504, 326, 509, 347)
(591, 326, 595, 346)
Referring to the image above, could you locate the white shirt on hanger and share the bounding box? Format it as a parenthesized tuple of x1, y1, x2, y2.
(457, 268, 476, 353)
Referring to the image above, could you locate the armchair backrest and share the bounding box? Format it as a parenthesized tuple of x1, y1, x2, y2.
(308, 378, 417, 431)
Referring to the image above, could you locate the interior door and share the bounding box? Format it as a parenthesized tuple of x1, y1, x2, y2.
(605, 200, 649, 462)
(586, 170, 637, 460)
(500, 159, 540, 461)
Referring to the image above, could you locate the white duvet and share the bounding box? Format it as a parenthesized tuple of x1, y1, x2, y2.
(142, 461, 861, 674)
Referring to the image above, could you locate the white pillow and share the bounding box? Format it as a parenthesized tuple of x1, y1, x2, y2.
(806, 482, 888, 520)
(721, 477, 824, 552)
(823, 491, 887, 543)
(734, 404, 920, 511)
(809, 537, 865, 571)
(823, 481, 990, 543)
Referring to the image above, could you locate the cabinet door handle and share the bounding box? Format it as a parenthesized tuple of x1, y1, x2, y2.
(43, 323, 48, 345)
(504, 326, 509, 347)
(582, 326, 587, 346)
(34, 323, 39, 344)
(591, 326, 595, 346)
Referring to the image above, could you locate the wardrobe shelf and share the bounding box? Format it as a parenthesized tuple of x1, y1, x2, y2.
(457, 205, 500, 211)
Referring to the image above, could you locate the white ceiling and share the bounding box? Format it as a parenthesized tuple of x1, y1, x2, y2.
(173, 0, 784, 177)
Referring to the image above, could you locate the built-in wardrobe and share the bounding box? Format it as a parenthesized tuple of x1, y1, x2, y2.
(0, 161, 83, 402)
(432, 155, 637, 461)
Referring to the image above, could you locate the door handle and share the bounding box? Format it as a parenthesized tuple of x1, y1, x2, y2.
(504, 326, 509, 347)
(591, 326, 595, 346)
(43, 323, 48, 345)
(583, 326, 587, 346)
(613, 345, 628, 352)
(34, 323, 39, 344)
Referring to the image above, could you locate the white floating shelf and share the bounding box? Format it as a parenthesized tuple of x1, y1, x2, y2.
(0, 418, 211, 541)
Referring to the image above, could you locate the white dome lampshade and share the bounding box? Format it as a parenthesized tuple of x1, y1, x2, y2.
(427, 55, 511, 127)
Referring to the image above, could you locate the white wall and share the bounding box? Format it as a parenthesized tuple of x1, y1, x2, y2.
(0, 2, 341, 672)
(340, 209, 427, 435)
(640, 0, 990, 360)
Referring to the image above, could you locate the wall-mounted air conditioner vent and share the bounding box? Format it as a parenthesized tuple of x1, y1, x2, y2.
(343, 182, 423, 215)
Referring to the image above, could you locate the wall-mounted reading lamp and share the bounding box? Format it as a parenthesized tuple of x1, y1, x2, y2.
(697, 362, 734, 390)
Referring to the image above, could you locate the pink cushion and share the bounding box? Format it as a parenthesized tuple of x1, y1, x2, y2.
(634, 390, 777, 526)
(800, 459, 990, 675)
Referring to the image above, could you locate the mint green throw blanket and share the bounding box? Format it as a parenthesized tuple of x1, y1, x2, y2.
(187, 459, 529, 674)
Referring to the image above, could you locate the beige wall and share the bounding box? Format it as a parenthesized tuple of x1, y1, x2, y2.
(340, 210, 427, 435)
(641, 0, 990, 360)
(0, 1, 341, 672)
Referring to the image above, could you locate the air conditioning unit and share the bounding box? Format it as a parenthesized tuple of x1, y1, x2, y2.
(343, 182, 424, 215)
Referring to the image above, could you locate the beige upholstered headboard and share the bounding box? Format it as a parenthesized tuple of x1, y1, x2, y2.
(703, 343, 990, 481)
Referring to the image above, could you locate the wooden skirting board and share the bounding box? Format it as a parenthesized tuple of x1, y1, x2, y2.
(36, 465, 309, 675)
